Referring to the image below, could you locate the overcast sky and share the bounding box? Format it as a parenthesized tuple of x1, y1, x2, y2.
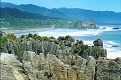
(2, 0, 121, 12)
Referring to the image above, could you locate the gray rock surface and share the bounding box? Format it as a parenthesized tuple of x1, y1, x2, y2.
(89, 46, 107, 59)
(1, 36, 120, 80)
(0, 53, 24, 80)
(0, 52, 87, 80)
(1, 51, 121, 80)
(93, 38, 103, 47)
(96, 59, 121, 80)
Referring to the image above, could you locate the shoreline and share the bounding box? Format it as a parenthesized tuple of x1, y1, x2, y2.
(2, 28, 121, 59)
(2, 28, 54, 34)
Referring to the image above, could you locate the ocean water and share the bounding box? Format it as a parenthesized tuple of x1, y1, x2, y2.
(15, 25, 121, 59)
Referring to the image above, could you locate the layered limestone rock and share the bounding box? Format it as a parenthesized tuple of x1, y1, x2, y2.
(3, 36, 107, 61)
(22, 51, 87, 80)
(1, 51, 121, 80)
(0, 52, 87, 80)
(96, 58, 121, 80)
(89, 46, 107, 59)
(89, 38, 107, 59)
(0, 53, 24, 80)
(1, 35, 120, 80)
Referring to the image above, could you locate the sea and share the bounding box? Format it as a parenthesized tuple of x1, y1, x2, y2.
(15, 25, 121, 59)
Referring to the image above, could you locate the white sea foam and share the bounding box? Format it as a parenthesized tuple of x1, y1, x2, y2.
(84, 41, 93, 46)
(84, 40, 121, 59)
(103, 41, 121, 59)
(99, 26, 121, 31)
(106, 41, 118, 45)
(93, 32, 100, 36)
(106, 48, 121, 59)
(59, 29, 102, 37)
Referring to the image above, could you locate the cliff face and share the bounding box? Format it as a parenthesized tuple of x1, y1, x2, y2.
(0, 35, 121, 80)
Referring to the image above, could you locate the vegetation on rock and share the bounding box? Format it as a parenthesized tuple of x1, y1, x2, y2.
(0, 33, 17, 53)
(59, 44, 66, 52)
(93, 38, 103, 47)
(0, 32, 106, 60)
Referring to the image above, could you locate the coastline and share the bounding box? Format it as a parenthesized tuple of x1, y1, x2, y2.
(2, 27, 121, 59)
(2, 28, 54, 34)
(1, 28, 121, 80)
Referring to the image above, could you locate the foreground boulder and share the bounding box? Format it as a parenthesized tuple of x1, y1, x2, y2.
(22, 51, 87, 80)
(96, 58, 121, 80)
(89, 38, 107, 59)
(1, 51, 121, 80)
(0, 53, 24, 80)
(0, 52, 87, 80)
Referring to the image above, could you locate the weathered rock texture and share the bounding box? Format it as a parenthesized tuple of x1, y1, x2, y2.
(0, 53, 23, 80)
(96, 58, 121, 80)
(1, 51, 121, 80)
(0, 36, 120, 80)
(3, 37, 107, 60)
(0, 52, 87, 80)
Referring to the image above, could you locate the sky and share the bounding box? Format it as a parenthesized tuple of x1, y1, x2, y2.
(1, 0, 121, 12)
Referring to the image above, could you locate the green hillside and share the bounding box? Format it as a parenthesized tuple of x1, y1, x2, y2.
(0, 7, 98, 30)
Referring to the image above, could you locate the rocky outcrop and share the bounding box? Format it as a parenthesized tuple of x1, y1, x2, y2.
(0, 53, 24, 80)
(89, 46, 107, 59)
(93, 38, 103, 47)
(0, 52, 87, 80)
(1, 51, 121, 80)
(2, 36, 107, 60)
(115, 57, 121, 67)
(96, 58, 121, 80)
(89, 39, 107, 59)
(1, 52, 121, 80)
(73, 21, 98, 29)
(0, 35, 120, 80)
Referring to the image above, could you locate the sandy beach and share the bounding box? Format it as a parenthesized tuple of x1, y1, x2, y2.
(2, 28, 54, 34)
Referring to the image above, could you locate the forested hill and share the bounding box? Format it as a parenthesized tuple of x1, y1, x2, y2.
(1, 7, 58, 20)
(53, 8, 121, 24)
(0, 6, 98, 30)
(1, 2, 121, 24)
(1, 2, 70, 20)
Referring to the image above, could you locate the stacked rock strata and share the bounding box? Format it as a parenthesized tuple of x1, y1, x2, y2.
(0, 35, 121, 80)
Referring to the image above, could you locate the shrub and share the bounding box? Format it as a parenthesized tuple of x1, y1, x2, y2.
(65, 35, 75, 42)
(93, 38, 103, 46)
(20, 34, 25, 38)
(82, 45, 88, 50)
(59, 44, 66, 52)
(27, 33, 33, 38)
(0, 33, 18, 53)
(14, 46, 18, 55)
(40, 36, 50, 41)
(74, 46, 80, 53)
(58, 36, 65, 41)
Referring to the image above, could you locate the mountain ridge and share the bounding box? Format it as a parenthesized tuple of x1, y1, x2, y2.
(1, 2, 70, 20)
(1, 7, 58, 20)
(52, 7, 121, 24)
(1, 2, 121, 24)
